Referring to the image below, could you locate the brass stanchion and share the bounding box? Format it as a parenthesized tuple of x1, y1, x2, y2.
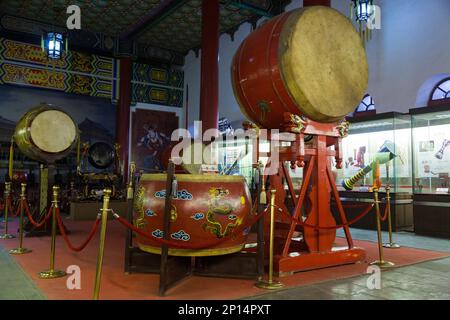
(0, 182, 15, 239)
(256, 189, 283, 290)
(370, 187, 394, 268)
(9, 183, 32, 255)
(38, 186, 66, 279)
(383, 165, 400, 249)
(93, 189, 111, 300)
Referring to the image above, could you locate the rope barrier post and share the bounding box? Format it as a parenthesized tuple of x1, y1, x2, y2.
(256, 162, 265, 279)
(9, 183, 32, 255)
(0, 182, 15, 239)
(38, 186, 66, 279)
(93, 188, 111, 300)
(124, 161, 135, 274)
(383, 167, 400, 249)
(256, 189, 283, 290)
(370, 187, 394, 268)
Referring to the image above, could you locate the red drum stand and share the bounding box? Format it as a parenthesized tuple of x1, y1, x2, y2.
(264, 114, 366, 275)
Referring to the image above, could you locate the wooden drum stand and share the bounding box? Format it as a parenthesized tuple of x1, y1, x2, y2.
(263, 113, 366, 275)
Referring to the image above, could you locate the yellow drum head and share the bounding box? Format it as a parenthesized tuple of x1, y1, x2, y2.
(30, 110, 77, 153)
(280, 7, 368, 122)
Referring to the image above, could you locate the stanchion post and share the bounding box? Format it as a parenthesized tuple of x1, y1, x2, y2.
(370, 187, 394, 268)
(9, 183, 32, 255)
(256, 189, 283, 290)
(383, 166, 400, 249)
(38, 186, 66, 279)
(93, 188, 111, 300)
(0, 182, 15, 239)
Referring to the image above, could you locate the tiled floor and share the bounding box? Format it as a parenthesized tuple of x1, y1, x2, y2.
(248, 230, 450, 300)
(0, 247, 45, 300)
(1, 227, 449, 300)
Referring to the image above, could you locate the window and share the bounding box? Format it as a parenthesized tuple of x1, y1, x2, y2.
(355, 94, 375, 114)
(430, 78, 450, 102)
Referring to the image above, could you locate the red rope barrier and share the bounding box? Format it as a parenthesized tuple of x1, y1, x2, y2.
(379, 204, 389, 222)
(11, 199, 21, 217)
(24, 201, 53, 228)
(56, 207, 100, 252)
(114, 205, 267, 250)
(278, 203, 375, 231)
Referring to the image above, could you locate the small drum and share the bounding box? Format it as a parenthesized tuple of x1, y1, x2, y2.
(88, 142, 115, 169)
(134, 174, 253, 256)
(14, 103, 79, 163)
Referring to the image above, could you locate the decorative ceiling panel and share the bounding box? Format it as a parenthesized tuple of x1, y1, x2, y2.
(0, 0, 162, 36)
(0, 0, 287, 55)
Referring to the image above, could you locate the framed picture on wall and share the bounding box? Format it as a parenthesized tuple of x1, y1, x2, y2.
(131, 108, 179, 172)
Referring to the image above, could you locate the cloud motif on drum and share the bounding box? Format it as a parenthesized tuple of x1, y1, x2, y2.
(171, 230, 190, 241)
(145, 209, 156, 217)
(228, 214, 237, 221)
(243, 227, 251, 236)
(154, 189, 193, 200)
(191, 213, 204, 221)
(152, 229, 164, 238)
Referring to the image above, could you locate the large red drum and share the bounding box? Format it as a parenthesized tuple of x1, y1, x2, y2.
(134, 174, 253, 256)
(232, 6, 368, 129)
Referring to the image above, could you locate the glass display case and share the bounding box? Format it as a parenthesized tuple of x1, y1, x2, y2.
(337, 112, 412, 193)
(411, 106, 450, 194)
(410, 105, 450, 238)
(334, 112, 414, 231)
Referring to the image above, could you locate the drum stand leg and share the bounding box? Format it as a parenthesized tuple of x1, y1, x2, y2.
(159, 160, 191, 296)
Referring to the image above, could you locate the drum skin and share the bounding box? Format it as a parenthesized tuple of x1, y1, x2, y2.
(232, 6, 368, 129)
(14, 103, 79, 163)
(134, 174, 253, 256)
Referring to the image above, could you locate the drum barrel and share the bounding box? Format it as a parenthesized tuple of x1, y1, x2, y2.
(232, 6, 368, 129)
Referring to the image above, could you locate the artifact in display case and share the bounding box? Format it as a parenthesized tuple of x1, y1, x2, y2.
(410, 105, 450, 238)
(335, 112, 413, 231)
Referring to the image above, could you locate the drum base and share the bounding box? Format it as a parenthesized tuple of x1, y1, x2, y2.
(137, 243, 245, 257)
(125, 245, 261, 296)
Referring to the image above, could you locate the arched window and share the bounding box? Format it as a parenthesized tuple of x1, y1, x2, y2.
(354, 94, 376, 117)
(429, 78, 450, 106)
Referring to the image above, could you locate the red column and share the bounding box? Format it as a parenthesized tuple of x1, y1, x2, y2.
(303, 0, 331, 6)
(116, 57, 132, 180)
(199, 0, 219, 135)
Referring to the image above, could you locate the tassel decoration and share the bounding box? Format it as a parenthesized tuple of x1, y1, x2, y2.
(171, 178, 178, 198)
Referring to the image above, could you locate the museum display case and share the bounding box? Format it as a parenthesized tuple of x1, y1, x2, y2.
(410, 105, 450, 238)
(334, 112, 414, 231)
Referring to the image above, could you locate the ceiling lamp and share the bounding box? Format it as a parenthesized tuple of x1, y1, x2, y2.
(41, 31, 68, 60)
(350, 0, 375, 44)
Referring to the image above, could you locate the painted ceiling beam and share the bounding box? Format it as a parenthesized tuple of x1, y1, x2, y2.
(222, 1, 274, 17)
(119, 0, 189, 41)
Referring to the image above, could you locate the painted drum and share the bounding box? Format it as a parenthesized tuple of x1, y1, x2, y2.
(232, 6, 368, 129)
(14, 103, 79, 163)
(134, 174, 253, 256)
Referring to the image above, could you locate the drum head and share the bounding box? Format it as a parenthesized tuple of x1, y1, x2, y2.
(280, 7, 368, 122)
(88, 142, 115, 169)
(30, 110, 77, 153)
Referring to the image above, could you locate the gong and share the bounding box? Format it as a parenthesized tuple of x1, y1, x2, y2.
(88, 142, 115, 169)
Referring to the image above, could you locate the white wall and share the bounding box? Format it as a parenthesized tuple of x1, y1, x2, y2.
(183, 0, 450, 132)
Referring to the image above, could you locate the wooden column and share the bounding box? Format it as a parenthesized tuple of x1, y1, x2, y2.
(116, 57, 132, 181)
(199, 0, 220, 135)
(303, 0, 331, 6)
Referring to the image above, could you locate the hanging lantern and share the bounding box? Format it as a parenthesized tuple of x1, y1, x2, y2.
(41, 31, 68, 60)
(350, 0, 375, 45)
